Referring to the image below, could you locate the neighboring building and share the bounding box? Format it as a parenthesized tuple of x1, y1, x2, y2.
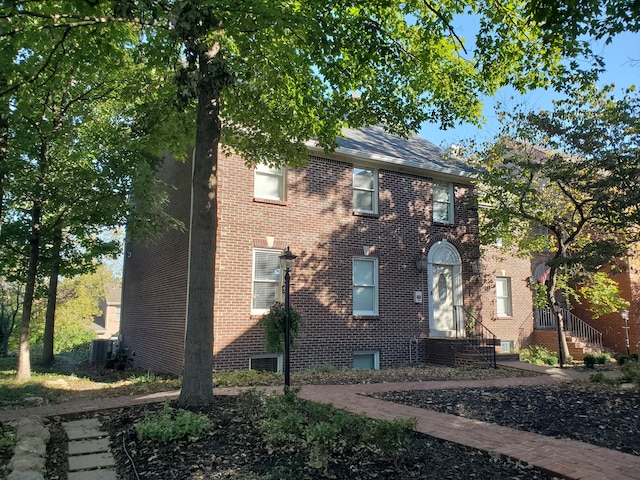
(92, 284, 122, 339)
(480, 243, 640, 359)
(478, 243, 535, 354)
(120, 126, 483, 375)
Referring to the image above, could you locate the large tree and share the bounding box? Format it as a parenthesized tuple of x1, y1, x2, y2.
(471, 83, 639, 362)
(0, 8, 188, 379)
(3, 0, 610, 403)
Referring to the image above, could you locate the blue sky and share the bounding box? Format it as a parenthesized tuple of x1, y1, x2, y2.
(418, 30, 640, 148)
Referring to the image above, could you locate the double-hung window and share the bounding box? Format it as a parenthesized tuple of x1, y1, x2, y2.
(353, 167, 378, 214)
(496, 277, 512, 317)
(252, 249, 282, 313)
(255, 163, 285, 201)
(353, 257, 379, 316)
(433, 182, 453, 223)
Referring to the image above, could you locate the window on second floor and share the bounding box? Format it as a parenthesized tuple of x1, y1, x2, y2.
(353, 257, 379, 316)
(252, 248, 282, 314)
(496, 276, 512, 317)
(255, 163, 285, 201)
(433, 182, 453, 223)
(353, 167, 378, 214)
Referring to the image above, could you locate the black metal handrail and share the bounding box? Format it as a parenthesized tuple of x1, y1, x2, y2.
(459, 307, 498, 368)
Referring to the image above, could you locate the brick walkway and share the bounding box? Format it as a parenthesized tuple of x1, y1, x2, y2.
(2, 363, 638, 480)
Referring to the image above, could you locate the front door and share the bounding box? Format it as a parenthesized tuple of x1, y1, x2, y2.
(427, 240, 462, 337)
(432, 264, 455, 332)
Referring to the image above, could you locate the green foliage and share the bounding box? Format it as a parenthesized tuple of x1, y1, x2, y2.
(367, 417, 418, 460)
(0, 425, 15, 455)
(584, 354, 596, 368)
(134, 403, 212, 444)
(595, 354, 611, 365)
(619, 356, 640, 388)
(578, 273, 630, 319)
(465, 311, 476, 337)
(519, 346, 558, 366)
(256, 388, 415, 472)
(588, 372, 618, 385)
(472, 84, 639, 345)
(259, 303, 302, 353)
(213, 369, 281, 387)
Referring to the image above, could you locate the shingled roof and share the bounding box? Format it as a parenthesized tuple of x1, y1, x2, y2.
(306, 125, 475, 181)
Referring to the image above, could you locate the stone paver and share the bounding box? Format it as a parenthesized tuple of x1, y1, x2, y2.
(68, 452, 115, 472)
(63, 417, 117, 477)
(68, 437, 111, 455)
(68, 469, 118, 480)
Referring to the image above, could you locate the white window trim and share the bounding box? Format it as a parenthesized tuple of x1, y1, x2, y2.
(254, 164, 286, 201)
(496, 276, 513, 317)
(251, 248, 283, 315)
(352, 256, 379, 316)
(352, 167, 378, 214)
(353, 351, 380, 370)
(433, 181, 454, 224)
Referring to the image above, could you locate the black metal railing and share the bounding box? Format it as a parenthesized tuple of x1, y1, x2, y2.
(459, 307, 498, 368)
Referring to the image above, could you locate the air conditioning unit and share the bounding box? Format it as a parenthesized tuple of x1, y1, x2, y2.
(90, 339, 114, 364)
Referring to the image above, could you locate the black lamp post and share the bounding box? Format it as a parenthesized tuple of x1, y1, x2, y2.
(279, 247, 297, 388)
(622, 309, 630, 356)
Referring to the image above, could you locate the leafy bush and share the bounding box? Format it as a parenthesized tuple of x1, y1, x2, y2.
(589, 372, 618, 384)
(255, 388, 416, 472)
(583, 354, 596, 368)
(367, 417, 417, 460)
(620, 358, 640, 388)
(595, 354, 611, 364)
(134, 403, 212, 444)
(213, 369, 281, 387)
(519, 346, 558, 366)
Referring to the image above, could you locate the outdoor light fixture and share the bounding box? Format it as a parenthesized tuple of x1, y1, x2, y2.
(415, 251, 428, 273)
(279, 246, 297, 388)
(471, 259, 482, 274)
(622, 309, 630, 356)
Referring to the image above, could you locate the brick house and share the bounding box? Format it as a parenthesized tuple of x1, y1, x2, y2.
(479, 243, 640, 360)
(120, 126, 484, 375)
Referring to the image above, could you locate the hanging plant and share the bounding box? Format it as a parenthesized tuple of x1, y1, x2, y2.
(259, 302, 302, 353)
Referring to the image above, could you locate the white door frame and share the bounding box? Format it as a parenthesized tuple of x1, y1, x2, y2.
(427, 240, 463, 337)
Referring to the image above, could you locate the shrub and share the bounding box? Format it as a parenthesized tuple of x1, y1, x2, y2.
(213, 369, 281, 387)
(519, 346, 558, 366)
(583, 354, 596, 368)
(258, 388, 416, 472)
(589, 372, 618, 385)
(620, 359, 640, 388)
(367, 417, 417, 461)
(134, 403, 212, 444)
(594, 354, 611, 364)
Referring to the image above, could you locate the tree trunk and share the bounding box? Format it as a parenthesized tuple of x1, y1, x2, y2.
(41, 226, 62, 366)
(16, 202, 41, 381)
(0, 100, 8, 232)
(546, 266, 571, 366)
(178, 50, 220, 407)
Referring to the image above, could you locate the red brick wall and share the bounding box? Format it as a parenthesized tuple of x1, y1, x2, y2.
(122, 149, 481, 374)
(479, 245, 535, 349)
(121, 154, 191, 374)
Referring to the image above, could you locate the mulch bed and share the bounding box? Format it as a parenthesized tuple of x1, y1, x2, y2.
(43, 394, 560, 480)
(372, 382, 640, 456)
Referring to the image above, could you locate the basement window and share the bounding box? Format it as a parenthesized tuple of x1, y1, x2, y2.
(250, 355, 282, 373)
(352, 351, 380, 370)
